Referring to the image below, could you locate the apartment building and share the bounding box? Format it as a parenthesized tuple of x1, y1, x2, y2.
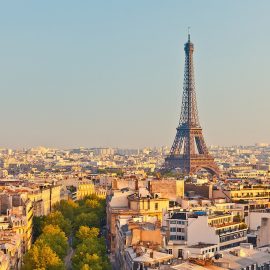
(188, 212, 247, 250)
(27, 183, 61, 216)
(107, 187, 169, 252)
(0, 250, 10, 270)
(213, 184, 270, 203)
(213, 244, 270, 270)
(0, 231, 22, 270)
(114, 216, 169, 269)
(76, 179, 107, 200)
(165, 211, 247, 258)
(0, 194, 33, 252)
(247, 210, 270, 247)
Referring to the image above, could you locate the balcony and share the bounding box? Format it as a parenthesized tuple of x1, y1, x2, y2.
(219, 230, 247, 243)
(215, 222, 247, 236)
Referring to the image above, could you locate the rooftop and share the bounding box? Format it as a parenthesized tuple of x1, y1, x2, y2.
(170, 212, 188, 220)
(214, 246, 270, 270)
(126, 246, 173, 265)
(189, 243, 217, 249)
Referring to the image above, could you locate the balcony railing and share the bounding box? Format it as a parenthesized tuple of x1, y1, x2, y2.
(219, 231, 247, 243)
(215, 223, 247, 235)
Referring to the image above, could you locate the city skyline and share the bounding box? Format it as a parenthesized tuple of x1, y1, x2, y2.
(0, 1, 270, 148)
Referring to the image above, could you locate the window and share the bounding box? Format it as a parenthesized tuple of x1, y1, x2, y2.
(155, 203, 158, 210)
(170, 235, 176, 240)
(170, 227, 176, 232)
(168, 249, 172, 254)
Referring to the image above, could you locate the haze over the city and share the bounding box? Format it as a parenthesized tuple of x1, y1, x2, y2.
(0, 0, 269, 148)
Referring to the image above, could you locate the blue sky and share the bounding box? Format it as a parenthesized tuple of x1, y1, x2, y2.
(0, 1, 269, 148)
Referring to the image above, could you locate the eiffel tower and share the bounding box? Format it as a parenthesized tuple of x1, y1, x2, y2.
(165, 34, 219, 175)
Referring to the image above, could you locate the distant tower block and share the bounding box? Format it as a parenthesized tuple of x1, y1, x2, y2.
(165, 35, 219, 176)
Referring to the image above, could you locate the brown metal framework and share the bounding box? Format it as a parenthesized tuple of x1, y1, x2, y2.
(165, 35, 219, 175)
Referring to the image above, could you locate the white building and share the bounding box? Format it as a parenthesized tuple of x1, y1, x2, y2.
(165, 211, 248, 259)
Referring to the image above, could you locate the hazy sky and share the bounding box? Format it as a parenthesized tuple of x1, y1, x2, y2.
(0, 1, 269, 149)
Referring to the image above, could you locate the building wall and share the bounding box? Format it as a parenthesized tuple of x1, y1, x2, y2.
(107, 195, 168, 252)
(212, 189, 230, 202)
(185, 183, 213, 199)
(213, 187, 270, 203)
(130, 198, 169, 216)
(0, 232, 22, 270)
(50, 185, 61, 208)
(0, 250, 10, 270)
(76, 182, 106, 200)
(76, 182, 95, 200)
(7, 199, 33, 252)
(24, 199, 33, 251)
(109, 190, 133, 208)
(131, 228, 162, 245)
(149, 179, 184, 201)
(187, 216, 219, 246)
(28, 185, 61, 216)
(0, 194, 12, 214)
(257, 217, 270, 247)
(248, 212, 270, 231)
(167, 219, 187, 244)
(107, 190, 134, 252)
(111, 179, 147, 190)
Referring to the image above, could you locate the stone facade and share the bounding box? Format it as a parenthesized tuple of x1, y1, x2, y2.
(149, 179, 184, 201)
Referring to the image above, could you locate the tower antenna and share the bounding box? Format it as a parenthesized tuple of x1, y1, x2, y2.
(188, 27, 191, 42)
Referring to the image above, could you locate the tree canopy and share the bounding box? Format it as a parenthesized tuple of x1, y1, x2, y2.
(43, 211, 72, 236)
(38, 225, 68, 259)
(72, 230, 110, 270)
(22, 239, 65, 270)
(74, 226, 99, 246)
(24, 195, 110, 270)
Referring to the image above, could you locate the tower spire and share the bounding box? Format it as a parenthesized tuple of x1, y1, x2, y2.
(188, 27, 191, 42)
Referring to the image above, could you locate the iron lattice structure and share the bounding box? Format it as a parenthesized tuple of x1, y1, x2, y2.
(165, 35, 219, 175)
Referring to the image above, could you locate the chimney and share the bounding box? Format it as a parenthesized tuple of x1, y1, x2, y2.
(135, 178, 139, 191)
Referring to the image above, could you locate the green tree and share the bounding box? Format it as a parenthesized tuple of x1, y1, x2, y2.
(72, 239, 111, 270)
(38, 225, 68, 259)
(73, 212, 99, 231)
(81, 264, 91, 270)
(43, 211, 72, 236)
(85, 199, 101, 209)
(76, 226, 99, 239)
(23, 240, 64, 270)
(53, 199, 78, 221)
(74, 226, 99, 247)
(77, 254, 103, 270)
(32, 216, 46, 241)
